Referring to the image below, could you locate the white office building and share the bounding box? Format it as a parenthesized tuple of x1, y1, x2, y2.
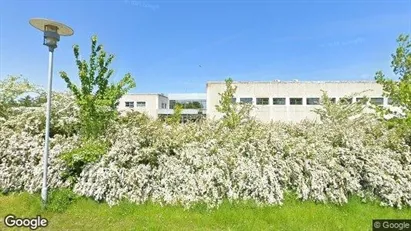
(118, 93, 206, 121)
(206, 80, 391, 123)
(117, 93, 169, 119)
(118, 80, 394, 123)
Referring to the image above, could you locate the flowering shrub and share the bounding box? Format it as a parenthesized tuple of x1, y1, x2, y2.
(0, 91, 80, 137)
(1, 92, 410, 209)
(0, 75, 42, 119)
(0, 128, 79, 193)
(70, 117, 411, 209)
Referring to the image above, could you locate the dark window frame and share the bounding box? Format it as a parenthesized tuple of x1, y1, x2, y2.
(306, 97, 320, 105)
(256, 98, 269, 105)
(240, 97, 253, 104)
(136, 101, 146, 107)
(290, 98, 303, 105)
(370, 97, 384, 105)
(356, 97, 367, 104)
(339, 97, 353, 104)
(272, 98, 286, 105)
(125, 101, 134, 108)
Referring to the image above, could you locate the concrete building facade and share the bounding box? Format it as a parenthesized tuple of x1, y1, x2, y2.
(118, 93, 207, 121)
(206, 80, 389, 123)
(117, 93, 168, 119)
(119, 80, 392, 123)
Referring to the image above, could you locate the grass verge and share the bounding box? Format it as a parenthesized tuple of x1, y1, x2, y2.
(0, 192, 410, 230)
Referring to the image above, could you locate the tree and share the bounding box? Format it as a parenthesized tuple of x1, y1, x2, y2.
(166, 103, 183, 124)
(17, 95, 34, 107)
(13, 93, 47, 107)
(375, 34, 411, 129)
(215, 78, 253, 129)
(59, 35, 136, 139)
(313, 90, 372, 126)
(183, 101, 202, 109)
(0, 75, 41, 118)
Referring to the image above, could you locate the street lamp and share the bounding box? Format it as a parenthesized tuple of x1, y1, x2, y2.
(29, 18, 74, 207)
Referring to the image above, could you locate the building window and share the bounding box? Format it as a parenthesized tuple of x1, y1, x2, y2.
(183, 101, 203, 109)
(306, 98, 320, 105)
(136, 101, 146, 107)
(273, 98, 286, 105)
(256, 98, 269, 105)
(240, 98, 253, 104)
(231, 98, 236, 104)
(165, 103, 167, 109)
(356, 97, 367, 104)
(388, 98, 394, 105)
(169, 100, 204, 109)
(330, 98, 336, 103)
(370, 98, 384, 105)
(339, 97, 352, 104)
(125, 101, 134, 108)
(290, 98, 303, 105)
(169, 100, 176, 109)
(199, 100, 207, 109)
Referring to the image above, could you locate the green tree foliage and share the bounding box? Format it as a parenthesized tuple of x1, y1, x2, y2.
(12, 92, 47, 107)
(375, 34, 411, 114)
(166, 103, 183, 124)
(375, 34, 411, 142)
(313, 90, 371, 125)
(59, 35, 136, 139)
(182, 101, 202, 109)
(170, 101, 202, 109)
(0, 75, 42, 118)
(215, 78, 253, 129)
(61, 139, 109, 186)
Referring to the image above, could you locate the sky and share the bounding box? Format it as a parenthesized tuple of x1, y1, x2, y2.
(0, 0, 410, 94)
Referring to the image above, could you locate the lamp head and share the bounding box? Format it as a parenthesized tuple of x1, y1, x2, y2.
(29, 18, 73, 51)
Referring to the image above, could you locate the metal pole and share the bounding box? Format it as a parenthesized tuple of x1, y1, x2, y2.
(41, 48, 54, 208)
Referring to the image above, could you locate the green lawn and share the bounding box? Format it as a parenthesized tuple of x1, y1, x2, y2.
(0, 193, 410, 231)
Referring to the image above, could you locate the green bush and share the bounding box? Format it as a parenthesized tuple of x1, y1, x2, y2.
(61, 139, 109, 185)
(117, 110, 151, 126)
(47, 188, 79, 212)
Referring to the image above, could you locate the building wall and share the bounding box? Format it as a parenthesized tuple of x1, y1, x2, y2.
(118, 94, 164, 119)
(206, 81, 386, 122)
(158, 95, 169, 110)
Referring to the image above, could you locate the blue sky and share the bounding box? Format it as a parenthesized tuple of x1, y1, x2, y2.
(0, 0, 410, 94)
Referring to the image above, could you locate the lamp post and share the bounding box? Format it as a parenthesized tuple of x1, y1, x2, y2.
(29, 18, 74, 208)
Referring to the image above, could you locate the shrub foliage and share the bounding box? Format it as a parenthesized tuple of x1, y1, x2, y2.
(1, 94, 410, 209)
(59, 35, 136, 139)
(1, 34, 410, 210)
